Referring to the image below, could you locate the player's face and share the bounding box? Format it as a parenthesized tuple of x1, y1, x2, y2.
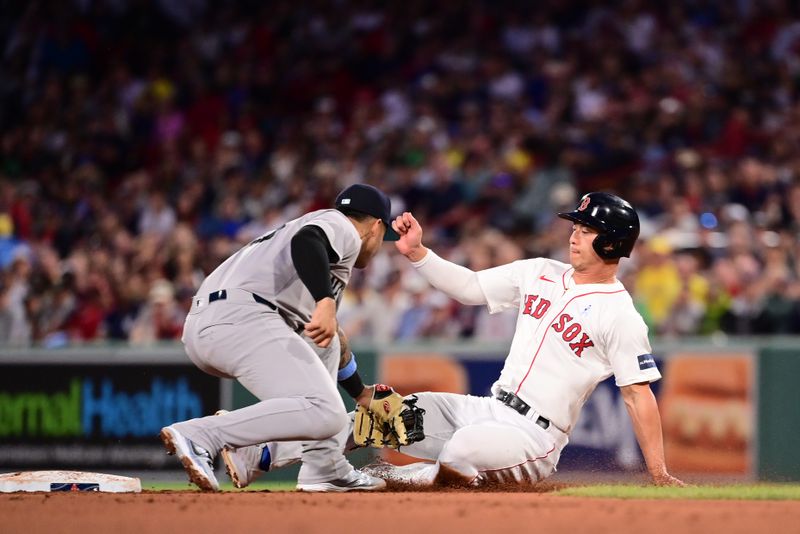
(568, 224, 601, 271)
(354, 219, 385, 268)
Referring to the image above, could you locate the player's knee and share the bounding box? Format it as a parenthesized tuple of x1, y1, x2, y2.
(307, 398, 348, 440)
(438, 427, 483, 477)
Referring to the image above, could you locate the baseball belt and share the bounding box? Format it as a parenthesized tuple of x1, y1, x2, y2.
(200, 289, 306, 335)
(200, 289, 277, 310)
(495, 389, 550, 430)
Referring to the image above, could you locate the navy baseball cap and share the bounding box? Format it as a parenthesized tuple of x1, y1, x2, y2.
(335, 184, 400, 241)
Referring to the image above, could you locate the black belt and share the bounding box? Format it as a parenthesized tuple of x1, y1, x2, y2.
(496, 390, 550, 430)
(208, 289, 277, 310)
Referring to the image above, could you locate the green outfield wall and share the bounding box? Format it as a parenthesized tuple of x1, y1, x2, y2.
(757, 346, 800, 481)
(0, 337, 798, 481)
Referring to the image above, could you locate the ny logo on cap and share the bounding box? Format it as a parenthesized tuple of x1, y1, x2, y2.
(578, 196, 591, 211)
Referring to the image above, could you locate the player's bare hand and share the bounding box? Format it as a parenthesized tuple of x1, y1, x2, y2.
(652, 471, 686, 487)
(305, 297, 337, 348)
(392, 212, 427, 261)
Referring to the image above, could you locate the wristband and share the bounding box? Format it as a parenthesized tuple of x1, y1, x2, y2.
(337, 353, 358, 381)
(339, 370, 365, 399)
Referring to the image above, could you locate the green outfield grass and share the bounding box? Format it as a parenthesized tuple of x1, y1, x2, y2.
(555, 484, 800, 500)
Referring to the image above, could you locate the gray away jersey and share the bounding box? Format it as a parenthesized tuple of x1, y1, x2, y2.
(196, 209, 362, 330)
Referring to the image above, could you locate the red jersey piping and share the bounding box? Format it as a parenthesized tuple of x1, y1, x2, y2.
(514, 289, 626, 394)
(469, 444, 558, 484)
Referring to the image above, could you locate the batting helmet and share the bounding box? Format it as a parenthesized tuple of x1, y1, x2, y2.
(557, 192, 640, 259)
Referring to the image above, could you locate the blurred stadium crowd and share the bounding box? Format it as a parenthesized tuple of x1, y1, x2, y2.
(2, 0, 800, 347)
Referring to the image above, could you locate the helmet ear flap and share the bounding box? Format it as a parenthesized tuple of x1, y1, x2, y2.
(593, 233, 634, 259)
(592, 234, 617, 259)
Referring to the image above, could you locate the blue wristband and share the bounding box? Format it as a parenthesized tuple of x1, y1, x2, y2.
(337, 353, 358, 382)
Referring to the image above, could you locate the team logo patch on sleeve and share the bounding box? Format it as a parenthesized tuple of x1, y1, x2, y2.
(637, 354, 657, 370)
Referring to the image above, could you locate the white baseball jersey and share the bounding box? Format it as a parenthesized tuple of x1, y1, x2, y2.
(252, 256, 661, 487)
(196, 209, 361, 330)
(476, 257, 660, 433)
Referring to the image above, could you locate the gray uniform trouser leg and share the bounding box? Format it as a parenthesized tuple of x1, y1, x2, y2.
(173, 301, 353, 483)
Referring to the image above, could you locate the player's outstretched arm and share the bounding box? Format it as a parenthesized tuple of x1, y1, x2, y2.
(392, 211, 488, 306)
(620, 382, 686, 487)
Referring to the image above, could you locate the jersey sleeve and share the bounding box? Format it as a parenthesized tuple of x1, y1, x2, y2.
(605, 309, 662, 387)
(476, 260, 523, 314)
(305, 213, 361, 265)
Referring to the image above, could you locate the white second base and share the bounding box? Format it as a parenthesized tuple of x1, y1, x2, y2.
(0, 471, 142, 493)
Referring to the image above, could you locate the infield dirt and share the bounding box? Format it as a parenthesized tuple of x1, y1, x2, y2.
(2, 491, 800, 534)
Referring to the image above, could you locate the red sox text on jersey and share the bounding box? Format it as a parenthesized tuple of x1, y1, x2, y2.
(522, 294, 595, 357)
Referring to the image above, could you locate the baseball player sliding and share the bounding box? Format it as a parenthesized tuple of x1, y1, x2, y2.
(160, 184, 407, 492)
(380, 192, 684, 486)
(224, 192, 685, 488)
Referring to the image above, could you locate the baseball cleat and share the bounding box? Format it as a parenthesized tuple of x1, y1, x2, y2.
(296, 469, 387, 492)
(160, 425, 220, 492)
(215, 410, 265, 489)
(361, 460, 438, 486)
(220, 446, 247, 489)
(220, 444, 265, 489)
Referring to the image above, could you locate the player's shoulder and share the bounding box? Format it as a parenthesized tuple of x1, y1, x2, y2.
(301, 209, 359, 236)
(596, 282, 637, 308)
(585, 281, 637, 314)
(540, 258, 571, 273)
(514, 257, 570, 271)
(606, 294, 648, 331)
(302, 209, 348, 225)
(514, 257, 571, 278)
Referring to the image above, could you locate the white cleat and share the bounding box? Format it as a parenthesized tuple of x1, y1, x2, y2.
(296, 469, 387, 492)
(160, 425, 220, 492)
(361, 460, 438, 486)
